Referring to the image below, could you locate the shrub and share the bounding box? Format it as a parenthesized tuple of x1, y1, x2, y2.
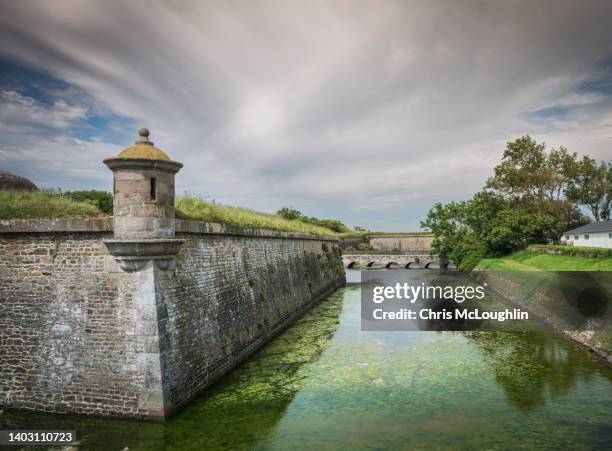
(356, 242, 374, 251)
(64, 190, 113, 215)
(277, 206, 350, 233)
(458, 248, 486, 271)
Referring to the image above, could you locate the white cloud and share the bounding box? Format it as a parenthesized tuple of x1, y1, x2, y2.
(0, 90, 86, 133)
(0, 0, 611, 229)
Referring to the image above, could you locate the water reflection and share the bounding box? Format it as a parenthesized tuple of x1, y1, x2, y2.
(2, 284, 612, 451)
(0, 290, 346, 451)
(467, 331, 612, 413)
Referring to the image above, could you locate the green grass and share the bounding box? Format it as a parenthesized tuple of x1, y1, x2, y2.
(2, 190, 428, 238)
(175, 196, 336, 237)
(476, 251, 612, 271)
(1, 191, 337, 236)
(0, 190, 102, 219)
(528, 244, 612, 258)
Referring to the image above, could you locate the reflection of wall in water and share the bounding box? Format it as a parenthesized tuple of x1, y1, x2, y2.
(0, 291, 346, 450)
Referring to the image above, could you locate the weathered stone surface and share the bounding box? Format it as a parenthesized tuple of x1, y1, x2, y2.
(0, 231, 147, 418)
(0, 224, 345, 420)
(159, 232, 345, 416)
(338, 234, 434, 253)
(368, 235, 434, 253)
(341, 253, 447, 269)
(0, 218, 113, 233)
(108, 165, 179, 240)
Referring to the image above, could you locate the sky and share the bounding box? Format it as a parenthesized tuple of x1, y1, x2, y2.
(0, 0, 611, 231)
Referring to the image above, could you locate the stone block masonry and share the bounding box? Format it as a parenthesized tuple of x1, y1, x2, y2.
(0, 129, 345, 420)
(0, 218, 345, 420)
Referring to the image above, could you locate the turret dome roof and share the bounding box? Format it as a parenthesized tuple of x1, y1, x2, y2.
(115, 128, 171, 161)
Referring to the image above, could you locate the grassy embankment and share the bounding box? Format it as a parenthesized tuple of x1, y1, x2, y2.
(0, 190, 102, 219)
(0, 191, 336, 236)
(474, 244, 612, 357)
(174, 196, 335, 236)
(476, 245, 612, 271)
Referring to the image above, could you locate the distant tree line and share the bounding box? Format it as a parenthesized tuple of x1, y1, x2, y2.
(276, 207, 350, 233)
(421, 136, 612, 269)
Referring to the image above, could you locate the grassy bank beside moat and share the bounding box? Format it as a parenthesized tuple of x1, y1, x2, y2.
(476, 250, 612, 271)
(472, 249, 612, 362)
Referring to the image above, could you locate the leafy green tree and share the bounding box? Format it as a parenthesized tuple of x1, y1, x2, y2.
(485, 210, 554, 255)
(422, 136, 595, 265)
(566, 157, 611, 221)
(486, 136, 577, 204)
(485, 136, 586, 242)
(421, 200, 480, 263)
(277, 207, 302, 221)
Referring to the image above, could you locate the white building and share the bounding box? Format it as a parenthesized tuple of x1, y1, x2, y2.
(563, 219, 612, 249)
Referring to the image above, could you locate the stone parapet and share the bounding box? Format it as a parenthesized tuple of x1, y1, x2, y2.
(0, 218, 338, 242)
(0, 217, 113, 233)
(175, 219, 339, 241)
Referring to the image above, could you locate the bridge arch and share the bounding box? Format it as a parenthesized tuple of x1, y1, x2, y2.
(405, 261, 419, 269)
(347, 261, 361, 269)
(445, 261, 458, 270)
(367, 261, 377, 268)
(385, 262, 399, 269)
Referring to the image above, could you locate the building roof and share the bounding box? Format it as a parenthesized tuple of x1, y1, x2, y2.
(0, 170, 38, 191)
(565, 219, 612, 235)
(114, 128, 171, 161)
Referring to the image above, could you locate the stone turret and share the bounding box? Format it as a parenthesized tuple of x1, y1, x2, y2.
(103, 128, 184, 271)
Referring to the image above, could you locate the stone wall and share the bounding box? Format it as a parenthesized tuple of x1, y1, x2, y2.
(368, 235, 433, 253)
(0, 219, 345, 420)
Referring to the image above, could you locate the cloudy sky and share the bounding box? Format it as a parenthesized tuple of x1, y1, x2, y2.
(1, 0, 611, 230)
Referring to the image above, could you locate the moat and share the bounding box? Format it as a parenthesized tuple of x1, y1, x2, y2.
(2, 272, 612, 450)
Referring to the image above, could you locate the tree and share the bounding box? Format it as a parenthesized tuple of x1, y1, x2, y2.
(485, 210, 554, 255)
(485, 136, 586, 242)
(486, 136, 577, 204)
(277, 207, 302, 221)
(420, 200, 480, 264)
(566, 157, 611, 221)
(421, 135, 595, 265)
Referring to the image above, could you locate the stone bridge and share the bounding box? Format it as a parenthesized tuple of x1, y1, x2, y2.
(342, 253, 456, 270)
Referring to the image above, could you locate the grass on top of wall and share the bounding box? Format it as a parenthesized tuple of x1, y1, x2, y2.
(1, 190, 336, 237)
(0, 190, 103, 219)
(475, 251, 612, 271)
(175, 196, 336, 237)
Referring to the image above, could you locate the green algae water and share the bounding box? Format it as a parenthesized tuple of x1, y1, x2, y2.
(2, 274, 612, 450)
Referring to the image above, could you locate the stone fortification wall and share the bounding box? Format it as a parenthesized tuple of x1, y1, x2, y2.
(0, 219, 345, 419)
(368, 235, 433, 253)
